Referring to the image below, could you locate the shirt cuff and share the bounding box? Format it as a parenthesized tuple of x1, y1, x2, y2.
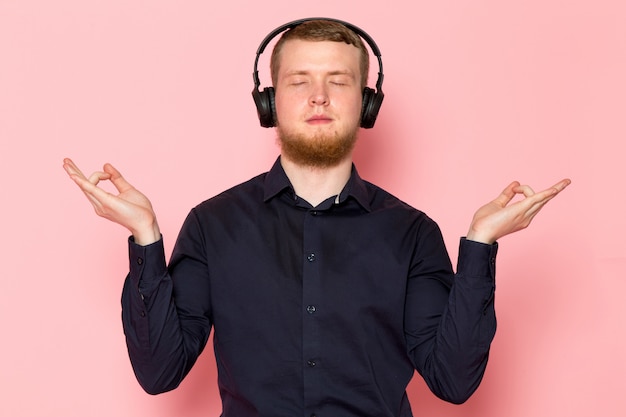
(128, 235, 167, 291)
(456, 237, 498, 280)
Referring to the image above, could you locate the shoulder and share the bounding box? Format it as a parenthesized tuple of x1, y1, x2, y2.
(190, 172, 268, 218)
(360, 179, 442, 234)
(364, 179, 427, 216)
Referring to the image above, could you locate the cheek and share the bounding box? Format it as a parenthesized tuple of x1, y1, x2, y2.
(274, 99, 295, 125)
(274, 93, 302, 116)
(340, 94, 364, 120)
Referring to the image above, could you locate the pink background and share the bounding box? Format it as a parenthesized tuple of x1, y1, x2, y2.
(1, 1, 624, 416)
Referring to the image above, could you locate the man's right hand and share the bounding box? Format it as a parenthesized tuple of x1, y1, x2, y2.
(63, 158, 161, 246)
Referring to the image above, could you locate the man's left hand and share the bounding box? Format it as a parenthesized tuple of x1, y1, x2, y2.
(466, 178, 571, 244)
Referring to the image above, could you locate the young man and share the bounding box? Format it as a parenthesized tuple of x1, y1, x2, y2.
(63, 19, 570, 417)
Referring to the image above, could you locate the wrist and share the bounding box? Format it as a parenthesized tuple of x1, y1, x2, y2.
(132, 221, 161, 246)
(466, 230, 495, 245)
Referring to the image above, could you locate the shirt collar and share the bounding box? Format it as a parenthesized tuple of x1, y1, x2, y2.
(263, 157, 372, 212)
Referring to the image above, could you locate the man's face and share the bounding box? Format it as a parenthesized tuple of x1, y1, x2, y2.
(274, 39, 363, 167)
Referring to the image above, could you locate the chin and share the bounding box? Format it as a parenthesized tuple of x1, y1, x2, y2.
(277, 124, 358, 168)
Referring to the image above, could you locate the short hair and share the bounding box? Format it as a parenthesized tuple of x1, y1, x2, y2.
(270, 20, 370, 88)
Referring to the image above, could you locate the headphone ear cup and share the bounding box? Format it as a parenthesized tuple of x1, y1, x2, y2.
(360, 87, 384, 129)
(253, 87, 277, 127)
(267, 87, 276, 127)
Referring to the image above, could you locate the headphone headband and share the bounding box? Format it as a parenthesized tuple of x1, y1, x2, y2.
(252, 17, 385, 128)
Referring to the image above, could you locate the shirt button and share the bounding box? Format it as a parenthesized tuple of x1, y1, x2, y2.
(307, 360, 316, 367)
(307, 253, 316, 262)
(306, 305, 316, 314)
(137, 257, 143, 265)
(310, 211, 318, 216)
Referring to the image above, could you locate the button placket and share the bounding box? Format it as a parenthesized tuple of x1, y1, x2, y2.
(302, 207, 323, 408)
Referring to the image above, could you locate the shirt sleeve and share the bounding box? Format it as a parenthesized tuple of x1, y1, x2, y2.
(121, 209, 212, 394)
(405, 228, 497, 404)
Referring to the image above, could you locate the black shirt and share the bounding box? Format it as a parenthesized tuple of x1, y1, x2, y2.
(122, 158, 497, 417)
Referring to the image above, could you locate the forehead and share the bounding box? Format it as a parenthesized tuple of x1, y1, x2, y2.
(276, 39, 361, 75)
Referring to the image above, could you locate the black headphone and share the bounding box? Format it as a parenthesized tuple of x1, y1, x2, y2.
(252, 17, 385, 129)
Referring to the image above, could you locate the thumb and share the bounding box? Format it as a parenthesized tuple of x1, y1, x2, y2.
(104, 163, 133, 193)
(494, 181, 520, 207)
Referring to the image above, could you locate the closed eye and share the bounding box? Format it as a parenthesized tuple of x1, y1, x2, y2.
(286, 77, 308, 87)
(328, 75, 353, 86)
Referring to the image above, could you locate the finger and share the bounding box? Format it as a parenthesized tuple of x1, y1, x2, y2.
(66, 171, 107, 211)
(63, 158, 88, 180)
(494, 181, 521, 206)
(69, 171, 112, 200)
(524, 196, 553, 218)
(104, 163, 134, 194)
(513, 184, 535, 198)
(87, 171, 112, 186)
(518, 179, 572, 218)
(528, 178, 572, 204)
(551, 178, 572, 192)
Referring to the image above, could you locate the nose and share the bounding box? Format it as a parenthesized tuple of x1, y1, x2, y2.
(309, 84, 329, 106)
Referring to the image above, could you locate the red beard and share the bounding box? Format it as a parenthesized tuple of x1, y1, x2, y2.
(277, 126, 358, 168)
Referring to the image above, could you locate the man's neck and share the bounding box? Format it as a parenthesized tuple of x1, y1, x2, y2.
(280, 155, 353, 207)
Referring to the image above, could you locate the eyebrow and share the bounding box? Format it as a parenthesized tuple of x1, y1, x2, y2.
(284, 69, 356, 78)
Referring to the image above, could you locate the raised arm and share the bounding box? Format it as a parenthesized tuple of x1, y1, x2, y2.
(62, 158, 160, 245)
(411, 178, 570, 403)
(64, 158, 206, 393)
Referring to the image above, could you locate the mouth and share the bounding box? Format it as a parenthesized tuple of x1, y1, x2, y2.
(306, 114, 333, 125)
